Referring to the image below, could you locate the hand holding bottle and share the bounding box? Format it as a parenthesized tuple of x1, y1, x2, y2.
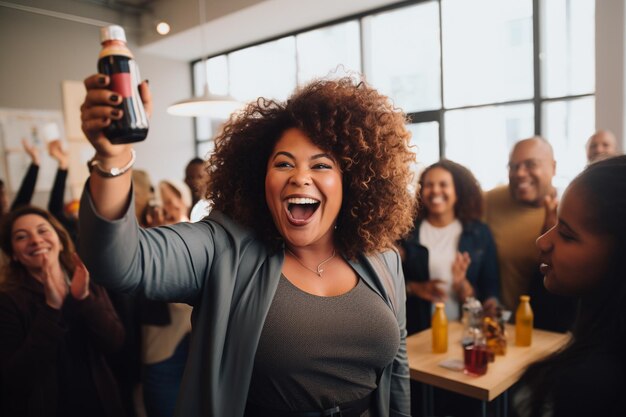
(81, 74, 152, 161)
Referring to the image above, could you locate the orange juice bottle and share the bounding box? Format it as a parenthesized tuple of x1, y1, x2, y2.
(515, 295, 533, 347)
(432, 302, 448, 353)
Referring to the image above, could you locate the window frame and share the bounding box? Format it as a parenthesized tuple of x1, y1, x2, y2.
(191, 0, 595, 171)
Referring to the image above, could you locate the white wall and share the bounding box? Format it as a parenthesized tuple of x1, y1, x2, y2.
(0, 5, 194, 205)
(596, 0, 626, 150)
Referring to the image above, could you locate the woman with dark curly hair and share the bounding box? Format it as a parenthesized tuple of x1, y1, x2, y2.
(513, 155, 626, 417)
(78, 74, 416, 417)
(401, 160, 500, 335)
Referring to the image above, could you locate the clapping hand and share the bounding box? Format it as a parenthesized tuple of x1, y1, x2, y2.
(41, 253, 89, 309)
(407, 279, 447, 302)
(452, 251, 473, 300)
(41, 253, 68, 310)
(70, 253, 90, 301)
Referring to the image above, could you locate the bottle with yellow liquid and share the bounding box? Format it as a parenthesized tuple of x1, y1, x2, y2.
(432, 302, 448, 353)
(515, 295, 533, 347)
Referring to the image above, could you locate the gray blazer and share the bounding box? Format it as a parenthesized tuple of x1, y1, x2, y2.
(79, 187, 410, 417)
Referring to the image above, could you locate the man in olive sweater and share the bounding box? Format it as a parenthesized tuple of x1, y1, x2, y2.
(484, 137, 575, 332)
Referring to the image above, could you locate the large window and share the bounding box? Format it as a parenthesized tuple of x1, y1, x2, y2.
(362, 2, 441, 113)
(296, 21, 361, 85)
(192, 0, 595, 192)
(442, 0, 533, 108)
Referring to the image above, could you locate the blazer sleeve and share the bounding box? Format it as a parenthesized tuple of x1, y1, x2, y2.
(388, 250, 411, 417)
(0, 293, 65, 395)
(78, 182, 215, 304)
(476, 224, 500, 302)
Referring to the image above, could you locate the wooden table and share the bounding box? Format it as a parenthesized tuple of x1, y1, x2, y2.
(407, 322, 570, 416)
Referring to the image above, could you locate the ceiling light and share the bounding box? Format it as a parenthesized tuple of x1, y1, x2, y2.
(167, 85, 241, 117)
(156, 21, 170, 35)
(167, 0, 241, 118)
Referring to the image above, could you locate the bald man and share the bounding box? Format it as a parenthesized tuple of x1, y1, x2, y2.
(586, 129, 619, 164)
(484, 137, 556, 310)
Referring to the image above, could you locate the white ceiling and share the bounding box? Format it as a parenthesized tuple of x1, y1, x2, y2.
(139, 0, 404, 61)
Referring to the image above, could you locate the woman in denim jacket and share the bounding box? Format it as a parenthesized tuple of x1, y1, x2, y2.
(401, 160, 500, 335)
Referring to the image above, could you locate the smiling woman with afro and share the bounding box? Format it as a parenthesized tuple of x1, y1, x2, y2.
(206, 76, 417, 259)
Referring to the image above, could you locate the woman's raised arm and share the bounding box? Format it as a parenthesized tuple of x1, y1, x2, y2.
(80, 74, 152, 219)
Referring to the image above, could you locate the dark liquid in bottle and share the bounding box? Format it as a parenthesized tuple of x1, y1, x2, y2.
(98, 54, 148, 144)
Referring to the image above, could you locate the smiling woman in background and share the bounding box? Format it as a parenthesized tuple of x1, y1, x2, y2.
(0, 206, 125, 417)
(78, 74, 416, 417)
(402, 159, 500, 335)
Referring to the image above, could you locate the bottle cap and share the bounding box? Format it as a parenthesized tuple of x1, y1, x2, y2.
(520, 295, 530, 302)
(101, 25, 127, 43)
(435, 302, 445, 308)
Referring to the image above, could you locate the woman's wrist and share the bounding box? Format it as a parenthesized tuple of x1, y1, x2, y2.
(93, 147, 133, 167)
(88, 148, 135, 178)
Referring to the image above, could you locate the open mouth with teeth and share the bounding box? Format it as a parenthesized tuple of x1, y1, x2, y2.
(286, 197, 320, 223)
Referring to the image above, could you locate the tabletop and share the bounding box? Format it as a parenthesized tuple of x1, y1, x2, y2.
(406, 321, 570, 401)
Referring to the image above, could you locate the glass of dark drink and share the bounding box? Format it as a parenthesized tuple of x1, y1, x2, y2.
(463, 344, 489, 376)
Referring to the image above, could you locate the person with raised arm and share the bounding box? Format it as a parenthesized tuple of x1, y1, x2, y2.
(78, 73, 415, 417)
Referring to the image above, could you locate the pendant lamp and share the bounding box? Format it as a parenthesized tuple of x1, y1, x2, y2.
(167, 0, 240, 117)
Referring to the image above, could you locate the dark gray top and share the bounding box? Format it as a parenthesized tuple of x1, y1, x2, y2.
(248, 276, 400, 412)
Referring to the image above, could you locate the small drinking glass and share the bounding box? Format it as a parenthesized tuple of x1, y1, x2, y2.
(463, 344, 489, 376)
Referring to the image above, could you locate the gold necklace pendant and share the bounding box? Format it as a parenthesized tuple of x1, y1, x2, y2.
(286, 248, 336, 277)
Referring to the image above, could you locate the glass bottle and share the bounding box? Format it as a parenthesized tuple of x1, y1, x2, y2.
(461, 297, 483, 347)
(98, 25, 149, 144)
(432, 302, 448, 353)
(515, 295, 533, 347)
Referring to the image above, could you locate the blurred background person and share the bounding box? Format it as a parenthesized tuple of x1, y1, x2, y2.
(484, 137, 555, 310)
(158, 179, 191, 224)
(132, 170, 157, 228)
(402, 159, 500, 333)
(485, 137, 576, 332)
(586, 129, 619, 164)
(183, 157, 207, 209)
(0, 206, 125, 417)
(401, 159, 500, 417)
(514, 155, 626, 417)
(141, 179, 193, 417)
(184, 158, 211, 222)
(103, 169, 158, 417)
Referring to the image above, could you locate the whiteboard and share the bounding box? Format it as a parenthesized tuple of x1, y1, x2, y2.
(0, 108, 66, 194)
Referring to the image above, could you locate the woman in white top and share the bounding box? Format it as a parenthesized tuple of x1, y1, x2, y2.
(401, 160, 500, 335)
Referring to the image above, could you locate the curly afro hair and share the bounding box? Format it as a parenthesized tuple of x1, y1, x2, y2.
(417, 159, 483, 223)
(205, 77, 417, 259)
